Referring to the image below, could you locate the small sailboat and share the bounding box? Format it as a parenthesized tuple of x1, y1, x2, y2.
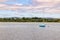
(39, 24, 46, 27)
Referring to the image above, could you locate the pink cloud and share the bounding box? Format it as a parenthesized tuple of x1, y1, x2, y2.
(0, 0, 60, 13)
(33, 0, 60, 2)
(45, 8, 60, 13)
(0, 0, 7, 2)
(32, 0, 60, 13)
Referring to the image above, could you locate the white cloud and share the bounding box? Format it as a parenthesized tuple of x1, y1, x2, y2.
(15, 3, 23, 6)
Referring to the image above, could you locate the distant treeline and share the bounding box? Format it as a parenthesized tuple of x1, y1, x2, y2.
(0, 17, 60, 22)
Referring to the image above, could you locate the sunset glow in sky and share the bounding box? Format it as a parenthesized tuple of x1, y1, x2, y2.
(0, 0, 60, 18)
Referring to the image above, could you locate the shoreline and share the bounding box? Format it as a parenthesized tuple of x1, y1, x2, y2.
(0, 22, 60, 24)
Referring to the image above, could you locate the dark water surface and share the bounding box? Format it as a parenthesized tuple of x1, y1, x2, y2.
(0, 22, 60, 40)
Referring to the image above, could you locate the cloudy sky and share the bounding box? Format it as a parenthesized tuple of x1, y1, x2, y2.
(0, 0, 60, 18)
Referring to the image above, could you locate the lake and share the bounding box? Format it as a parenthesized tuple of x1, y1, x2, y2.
(0, 22, 60, 40)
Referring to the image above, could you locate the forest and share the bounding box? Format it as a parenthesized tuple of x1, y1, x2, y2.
(0, 17, 60, 22)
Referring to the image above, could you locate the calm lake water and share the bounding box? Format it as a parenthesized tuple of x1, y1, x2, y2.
(0, 22, 60, 40)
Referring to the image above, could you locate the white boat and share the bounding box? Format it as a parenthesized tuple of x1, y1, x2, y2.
(39, 24, 46, 27)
